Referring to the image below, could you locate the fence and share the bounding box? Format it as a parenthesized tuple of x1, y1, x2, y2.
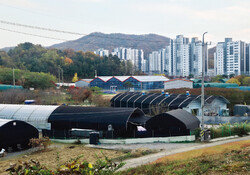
(196, 116, 250, 125)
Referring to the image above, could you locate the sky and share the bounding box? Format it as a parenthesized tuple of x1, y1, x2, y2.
(0, 0, 250, 48)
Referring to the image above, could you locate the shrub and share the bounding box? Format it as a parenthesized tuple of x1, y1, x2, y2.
(6, 156, 124, 175)
(29, 137, 51, 151)
(69, 88, 92, 103)
(90, 94, 110, 107)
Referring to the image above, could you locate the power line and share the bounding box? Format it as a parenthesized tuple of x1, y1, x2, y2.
(0, 20, 86, 36)
(0, 20, 170, 43)
(0, 27, 68, 41)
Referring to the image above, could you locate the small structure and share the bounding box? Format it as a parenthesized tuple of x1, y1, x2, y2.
(90, 76, 169, 90)
(75, 79, 92, 88)
(0, 119, 39, 150)
(0, 84, 23, 90)
(234, 105, 250, 116)
(111, 92, 230, 116)
(146, 109, 200, 137)
(164, 79, 193, 89)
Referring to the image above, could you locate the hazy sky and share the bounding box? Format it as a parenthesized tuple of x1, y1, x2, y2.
(0, 0, 250, 48)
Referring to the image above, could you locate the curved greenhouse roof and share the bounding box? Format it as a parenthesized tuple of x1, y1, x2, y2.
(48, 106, 147, 131)
(0, 104, 59, 129)
(111, 92, 229, 114)
(0, 119, 39, 149)
(145, 109, 200, 136)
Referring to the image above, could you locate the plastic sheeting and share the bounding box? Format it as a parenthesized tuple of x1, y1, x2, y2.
(49, 106, 147, 131)
(145, 109, 200, 137)
(0, 104, 59, 129)
(0, 119, 39, 149)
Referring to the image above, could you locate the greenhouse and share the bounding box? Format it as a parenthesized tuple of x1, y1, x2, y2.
(48, 106, 148, 138)
(111, 92, 230, 116)
(145, 109, 200, 136)
(0, 119, 39, 150)
(0, 104, 59, 129)
(90, 76, 169, 90)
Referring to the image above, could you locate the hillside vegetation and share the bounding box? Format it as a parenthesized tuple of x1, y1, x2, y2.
(0, 42, 136, 81)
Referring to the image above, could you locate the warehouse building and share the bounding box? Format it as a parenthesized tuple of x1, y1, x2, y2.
(0, 119, 39, 150)
(75, 79, 92, 88)
(90, 76, 169, 90)
(164, 78, 193, 89)
(111, 92, 230, 116)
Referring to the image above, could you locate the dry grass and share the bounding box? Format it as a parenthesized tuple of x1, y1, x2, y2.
(0, 143, 124, 175)
(122, 140, 250, 175)
(155, 140, 250, 163)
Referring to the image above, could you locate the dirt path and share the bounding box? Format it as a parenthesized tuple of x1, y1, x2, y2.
(119, 135, 250, 171)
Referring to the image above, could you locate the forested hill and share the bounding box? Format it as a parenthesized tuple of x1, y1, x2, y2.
(0, 42, 137, 81)
(50, 32, 171, 56)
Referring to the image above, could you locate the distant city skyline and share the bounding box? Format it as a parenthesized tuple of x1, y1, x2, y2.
(0, 0, 250, 48)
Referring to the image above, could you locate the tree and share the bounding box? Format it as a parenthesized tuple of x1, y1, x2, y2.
(242, 77, 250, 86)
(226, 78, 241, 85)
(72, 73, 79, 82)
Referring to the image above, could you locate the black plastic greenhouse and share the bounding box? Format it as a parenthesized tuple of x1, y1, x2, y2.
(0, 119, 39, 150)
(145, 109, 200, 136)
(111, 92, 229, 115)
(47, 106, 149, 138)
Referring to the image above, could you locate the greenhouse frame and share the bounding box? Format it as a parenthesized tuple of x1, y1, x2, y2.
(111, 92, 230, 116)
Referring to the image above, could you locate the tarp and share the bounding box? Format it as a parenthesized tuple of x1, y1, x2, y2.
(48, 106, 147, 131)
(0, 119, 39, 149)
(145, 109, 200, 136)
(111, 92, 229, 114)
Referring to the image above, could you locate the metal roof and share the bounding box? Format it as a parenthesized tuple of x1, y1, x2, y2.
(132, 76, 169, 82)
(91, 76, 169, 83)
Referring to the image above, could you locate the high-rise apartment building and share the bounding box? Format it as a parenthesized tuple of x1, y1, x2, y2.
(94, 48, 109, 57)
(214, 38, 248, 76)
(111, 47, 146, 72)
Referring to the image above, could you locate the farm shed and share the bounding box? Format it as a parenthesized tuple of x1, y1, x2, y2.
(0, 104, 59, 130)
(111, 92, 230, 116)
(75, 79, 92, 88)
(164, 79, 193, 90)
(0, 119, 39, 150)
(48, 106, 149, 138)
(145, 109, 200, 137)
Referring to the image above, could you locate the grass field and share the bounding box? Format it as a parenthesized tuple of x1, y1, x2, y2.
(121, 140, 250, 175)
(0, 143, 125, 175)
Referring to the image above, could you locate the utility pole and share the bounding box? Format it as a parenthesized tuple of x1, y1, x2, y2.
(12, 68, 15, 86)
(58, 68, 60, 83)
(95, 70, 97, 78)
(201, 32, 208, 141)
(61, 68, 64, 84)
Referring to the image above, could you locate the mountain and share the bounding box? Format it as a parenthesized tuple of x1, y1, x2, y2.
(0, 46, 14, 52)
(50, 32, 171, 56)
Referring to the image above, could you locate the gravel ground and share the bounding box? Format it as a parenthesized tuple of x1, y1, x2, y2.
(89, 142, 199, 151)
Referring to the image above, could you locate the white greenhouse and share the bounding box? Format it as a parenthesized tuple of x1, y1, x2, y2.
(0, 104, 59, 130)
